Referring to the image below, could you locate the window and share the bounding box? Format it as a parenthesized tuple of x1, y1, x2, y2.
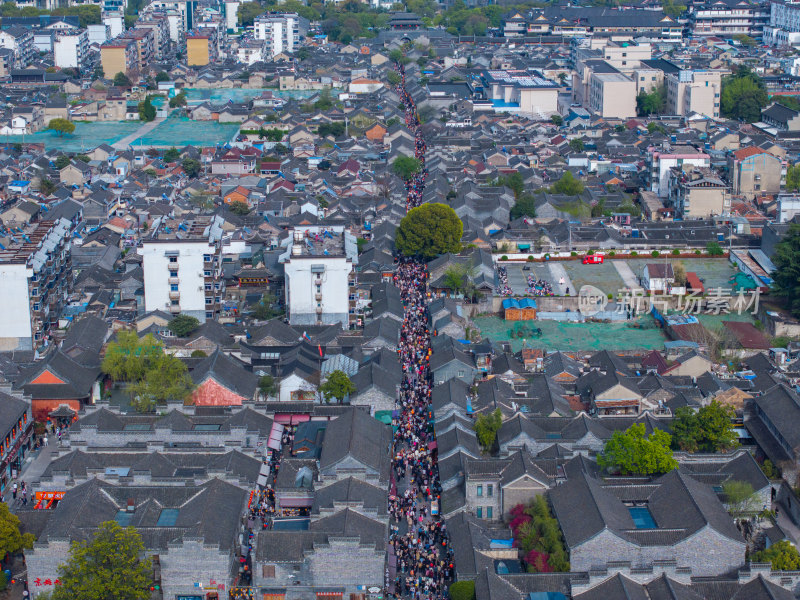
(171, 299, 179, 306)
(262, 565, 276, 578)
(169, 270, 178, 278)
(169, 256, 177, 263)
(203, 254, 211, 262)
(206, 312, 213, 319)
(487, 507, 493, 519)
(476, 507, 482, 519)
(205, 298, 212, 305)
(204, 270, 211, 277)
(487, 484, 493, 497)
(458, 370, 466, 377)
(477, 485, 483, 497)
(170, 284, 179, 291)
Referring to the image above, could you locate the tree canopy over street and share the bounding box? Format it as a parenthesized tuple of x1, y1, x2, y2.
(395, 203, 463, 259)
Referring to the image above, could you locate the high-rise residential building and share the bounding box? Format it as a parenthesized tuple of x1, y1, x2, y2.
(0, 219, 74, 352)
(766, 0, 800, 44)
(280, 227, 358, 329)
(253, 12, 308, 57)
(53, 29, 88, 69)
(138, 217, 226, 322)
(100, 37, 138, 78)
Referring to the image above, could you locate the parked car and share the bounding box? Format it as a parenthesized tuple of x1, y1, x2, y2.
(582, 255, 604, 264)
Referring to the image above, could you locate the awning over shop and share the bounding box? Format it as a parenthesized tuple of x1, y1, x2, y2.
(268, 422, 284, 451)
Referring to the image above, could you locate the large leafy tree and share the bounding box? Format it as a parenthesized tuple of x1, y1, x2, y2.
(510, 193, 537, 220)
(319, 370, 356, 404)
(786, 163, 800, 192)
(771, 224, 800, 317)
(47, 118, 75, 137)
(721, 67, 768, 122)
(751, 540, 800, 570)
(0, 502, 34, 557)
(167, 314, 200, 337)
(50, 521, 151, 600)
(237, 1, 263, 26)
(636, 86, 666, 116)
(671, 401, 738, 453)
(598, 423, 677, 476)
(550, 171, 584, 196)
(392, 155, 422, 180)
(473, 408, 502, 452)
(101, 331, 162, 382)
(721, 480, 760, 517)
(130, 354, 194, 412)
(396, 203, 463, 259)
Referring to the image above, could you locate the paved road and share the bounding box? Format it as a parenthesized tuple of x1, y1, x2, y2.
(613, 260, 640, 289)
(112, 117, 165, 150)
(548, 262, 574, 295)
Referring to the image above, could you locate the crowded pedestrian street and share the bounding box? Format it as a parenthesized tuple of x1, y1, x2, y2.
(387, 63, 452, 600)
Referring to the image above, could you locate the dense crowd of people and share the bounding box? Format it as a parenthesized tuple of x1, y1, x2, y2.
(496, 265, 512, 296)
(388, 64, 452, 600)
(527, 275, 554, 296)
(396, 66, 428, 211)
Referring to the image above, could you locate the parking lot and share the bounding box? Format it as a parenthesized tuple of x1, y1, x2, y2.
(501, 257, 736, 298)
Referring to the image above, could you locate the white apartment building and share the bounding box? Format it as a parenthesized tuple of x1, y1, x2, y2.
(144, 0, 197, 33)
(138, 217, 225, 322)
(253, 12, 308, 57)
(223, 0, 240, 30)
(237, 38, 266, 65)
(766, 0, 800, 44)
(280, 227, 358, 329)
(647, 146, 711, 197)
(102, 11, 125, 39)
(86, 23, 111, 45)
(54, 30, 89, 69)
(0, 219, 73, 352)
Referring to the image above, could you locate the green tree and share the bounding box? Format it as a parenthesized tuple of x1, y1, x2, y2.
(163, 147, 180, 162)
(314, 88, 333, 111)
(474, 408, 502, 452)
(598, 423, 678, 476)
(706, 241, 724, 256)
(49, 521, 151, 600)
(636, 86, 666, 116)
(237, 1, 263, 26)
(448, 581, 476, 600)
(54, 155, 71, 169)
(751, 540, 800, 570)
(510, 193, 537, 220)
(786, 163, 800, 192)
(671, 401, 738, 453)
(319, 370, 356, 404)
(252, 293, 282, 320)
(113, 71, 132, 87)
(228, 200, 251, 215)
(169, 91, 187, 108)
(0, 502, 34, 557)
(568, 138, 584, 152)
(296, 47, 310, 60)
(190, 350, 207, 358)
(181, 157, 201, 177)
(101, 331, 163, 382)
(40, 178, 56, 195)
(258, 375, 278, 398)
(392, 155, 422, 180)
(167, 314, 200, 337)
(395, 203, 463, 259)
(155, 71, 170, 82)
(550, 171, 584, 196)
(550, 114, 563, 126)
(130, 354, 194, 411)
(733, 33, 757, 46)
(138, 95, 156, 122)
(772, 223, 800, 317)
(387, 70, 401, 86)
(721, 480, 760, 517)
(47, 118, 75, 137)
(721, 67, 768, 122)
(317, 122, 345, 138)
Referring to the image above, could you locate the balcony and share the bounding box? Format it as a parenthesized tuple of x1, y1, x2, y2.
(169, 291, 180, 300)
(168, 304, 181, 313)
(315, 293, 322, 301)
(168, 277, 180, 285)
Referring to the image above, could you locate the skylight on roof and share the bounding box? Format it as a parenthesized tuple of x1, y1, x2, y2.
(629, 506, 657, 529)
(156, 508, 179, 527)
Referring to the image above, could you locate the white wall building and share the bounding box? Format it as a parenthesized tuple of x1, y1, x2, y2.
(766, 0, 800, 45)
(223, 0, 239, 30)
(102, 11, 125, 39)
(777, 194, 800, 222)
(253, 12, 308, 57)
(280, 227, 357, 329)
(0, 219, 73, 352)
(86, 23, 111, 46)
(647, 147, 711, 197)
(138, 218, 225, 322)
(54, 30, 88, 69)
